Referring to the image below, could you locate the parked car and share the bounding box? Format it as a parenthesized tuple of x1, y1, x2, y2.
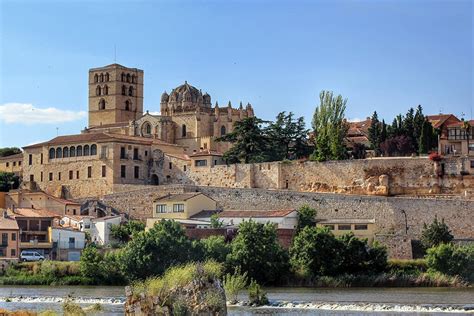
(20, 251, 45, 262)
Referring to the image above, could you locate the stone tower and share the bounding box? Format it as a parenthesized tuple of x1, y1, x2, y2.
(88, 64, 144, 127)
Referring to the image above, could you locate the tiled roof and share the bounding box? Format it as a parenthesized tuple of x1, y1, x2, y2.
(445, 120, 474, 128)
(91, 215, 121, 222)
(12, 208, 60, 218)
(191, 210, 221, 219)
(427, 114, 460, 129)
(0, 153, 23, 161)
(218, 209, 296, 218)
(154, 192, 204, 202)
(166, 153, 191, 161)
(0, 215, 20, 230)
(318, 218, 375, 224)
(189, 150, 223, 157)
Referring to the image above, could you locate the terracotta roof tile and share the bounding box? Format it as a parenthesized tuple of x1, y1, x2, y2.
(189, 150, 223, 157)
(12, 208, 60, 218)
(0, 215, 19, 230)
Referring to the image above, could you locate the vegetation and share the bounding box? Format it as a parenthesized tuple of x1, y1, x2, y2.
(223, 269, 248, 303)
(420, 216, 454, 249)
(210, 213, 224, 228)
(247, 280, 268, 306)
(426, 243, 474, 282)
(0, 147, 21, 157)
(201, 235, 230, 263)
(296, 205, 316, 232)
(109, 220, 145, 243)
(0, 171, 20, 192)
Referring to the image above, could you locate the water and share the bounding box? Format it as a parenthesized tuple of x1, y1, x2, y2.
(0, 286, 472, 315)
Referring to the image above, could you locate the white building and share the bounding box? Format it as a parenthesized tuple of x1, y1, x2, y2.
(61, 215, 93, 231)
(51, 227, 86, 261)
(90, 215, 122, 245)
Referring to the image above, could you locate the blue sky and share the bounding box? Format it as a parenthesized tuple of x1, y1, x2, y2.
(0, 0, 472, 148)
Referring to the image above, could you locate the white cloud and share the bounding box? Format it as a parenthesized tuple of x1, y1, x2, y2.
(0, 103, 86, 124)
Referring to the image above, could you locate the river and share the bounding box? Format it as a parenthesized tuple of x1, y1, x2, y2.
(0, 286, 472, 315)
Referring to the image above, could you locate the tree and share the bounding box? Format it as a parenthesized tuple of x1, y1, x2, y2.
(296, 205, 316, 232)
(201, 235, 230, 263)
(418, 119, 434, 154)
(80, 245, 105, 281)
(380, 120, 388, 144)
(210, 214, 224, 228)
(119, 220, 201, 280)
(380, 135, 413, 157)
(217, 117, 269, 163)
(0, 147, 21, 157)
(110, 220, 145, 243)
(338, 234, 387, 274)
(426, 243, 474, 281)
(0, 172, 20, 192)
(289, 226, 342, 277)
(227, 220, 288, 284)
(311, 90, 348, 161)
(351, 143, 367, 159)
(413, 105, 426, 150)
(420, 216, 453, 249)
(403, 108, 416, 150)
(368, 111, 381, 153)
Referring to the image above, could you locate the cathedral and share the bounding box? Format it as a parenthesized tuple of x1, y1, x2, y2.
(21, 63, 255, 198)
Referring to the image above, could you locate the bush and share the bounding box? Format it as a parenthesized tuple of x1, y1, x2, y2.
(388, 259, 427, 275)
(421, 216, 453, 249)
(248, 280, 268, 306)
(201, 235, 230, 263)
(296, 205, 316, 231)
(223, 269, 248, 303)
(426, 243, 474, 281)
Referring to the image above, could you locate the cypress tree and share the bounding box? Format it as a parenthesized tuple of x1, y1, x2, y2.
(368, 111, 381, 153)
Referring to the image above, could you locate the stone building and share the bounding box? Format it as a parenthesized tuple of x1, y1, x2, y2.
(21, 63, 254, 198)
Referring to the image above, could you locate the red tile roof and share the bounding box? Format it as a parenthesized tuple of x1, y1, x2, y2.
(0, 215, 20, 230)
(445, 120, 474, 128)
(218, 209, 296, 218)
(427, 114, 460, 129)
(11, 208, 60, 218)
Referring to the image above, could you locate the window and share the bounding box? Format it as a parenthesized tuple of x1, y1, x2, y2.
(40, 172, 43, 182)
(471, 160, 474, 168)
(29, 154, 33, 165)
(121, 165, 126, 178)
(96, 85, 101, 96)
(13, 161, 16, 166)
(76, 145, 83, 156)
(40, 153, 43, 164)
(156, 204, 167, 213)
(355, 224, 368, 230)
(120, 147, 126, 159)
(173, 204, 185, 213)
(145, 150, 148, 156)
(88, 166, 92, 178)
(69, 170, 73, 180)
(76, 170, 80, 179)
(146, 124, 151, 134)
(99, 73, 104, 82)
(183, 165, 187, 171)
(182, 124, 187, 137)
(104, 85, 109, 95)
(49, 148, 55, 159)
(30, 174, 34, 182)
(134, 166, 139, 179)
(122, 85, 126, 95)
(70, 146, 76, 157)
(73, 209, 76, 215)
(84, 145, 90, 156)
(324, 225, 335, 230)
(49, 173, 53, 181)
(102, 165, 106, 177)
(105, 73, 109, 81)
(132, 75, 136, 83)
(99, 99, 105, 110)
(11, 233, 16, 241)
(94, 74, 98, 83)
(19, 161, 22, 166)
(121, 73, 125, 82)
(133, 148, 139, 160)
(1, 233, 8, 246)
(195, 160, 207, 167)
(58, 172, 61, 181)
(6, 162, 9, 167)
(221, 125, 226, 136)
(125, 100, 131, 111)
(90, 144, 97, 155)
(63, 147, 69, 158)
(338, 224, 351, 230)
(126, 73, 131, 82)
(129, 86, 133, 96)
(56, 147, 62, 158)
(11, 249, 16, 257)
(169, 162, 172, 169)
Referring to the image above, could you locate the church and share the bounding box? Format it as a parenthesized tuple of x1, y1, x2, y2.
(21, 63, 255, 198)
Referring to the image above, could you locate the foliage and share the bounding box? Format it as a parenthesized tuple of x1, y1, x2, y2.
(368, 111, 382, 153)
(351, 143, 367, 159)
(110, 220, 145, 243)
(0, 147, 21, 157)
(223, 269, 248, 303)
(210, 214, 224, 228)
(338, 234, 387, 274)
(201, 235, 230, 263)
(120, 220, 202, 280)
(420, 216, 453, 249)
(79, 246, 105, 281)
(428, 152, 442, 162)
(387, 259, 428, 275)
(62, 299, 86, 316)
(380, 135, 414, 157)
(247, 279, 268, 306)
(426, 243, 474, 281)
(311, 90, 348, 161)
(227, 220, 289, 284)
(296, 205, 316, 232)
(0, 172, 20, 192)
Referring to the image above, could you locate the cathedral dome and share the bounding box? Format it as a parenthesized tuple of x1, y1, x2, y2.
(161, 91, 169, 102)
(169, 81, 202, 103)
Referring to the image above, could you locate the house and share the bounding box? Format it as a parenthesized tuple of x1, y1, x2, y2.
(146, 193, 217, 229)
(51, 227, 86, 261)
(90, 215, 122, 245)
(192, 209, 298, 229)
(6, 190, 81, 217)
(189, 150, 225, 170)
(0, 153, 23, 176)
(316, 219, 376, 243)
(0, 211, 20, 260)
(346, 118, 372, 150)
(61, 215, 93, 231)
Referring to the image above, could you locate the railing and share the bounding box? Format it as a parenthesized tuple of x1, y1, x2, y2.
(20, 241, 53, 249)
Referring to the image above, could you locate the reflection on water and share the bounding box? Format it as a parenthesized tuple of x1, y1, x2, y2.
(0, 286, 472, 315)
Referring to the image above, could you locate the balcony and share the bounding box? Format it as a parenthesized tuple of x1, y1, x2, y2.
(20, 240, 53, 249)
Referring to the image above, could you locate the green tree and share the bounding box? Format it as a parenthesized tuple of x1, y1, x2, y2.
(311, 90, 348, 161)
(296, 205, 316, 232)
(338, 234, 387, 274)
(403, 108, 415, 149)
(0, 172, 20, 192)
(420, 216, 454, 249)
(217, 117, 269, 163)
(380, 120, 388, 144)
(120, 220, 200, 280)
(110, 220, 145, 243)
(289, 226, 342, 277)
(210, 214, 224, 228)
(80, 245, 105, 281)
(201, 235, 230, 263)
(368, 111, 382, 153)
(0, 147, 21, 157)
(227, 220, 288, 284)
(426, 243, 474, 281)
(418, 119, 434, 154)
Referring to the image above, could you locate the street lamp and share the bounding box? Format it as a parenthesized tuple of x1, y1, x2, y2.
(400, 210, 408, 235)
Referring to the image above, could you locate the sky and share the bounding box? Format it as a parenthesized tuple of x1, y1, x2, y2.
(0, 0, 472, 148)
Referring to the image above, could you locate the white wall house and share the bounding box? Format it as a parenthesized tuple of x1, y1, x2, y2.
(90, 215, 122, 245)
(51, 227, 86, 261)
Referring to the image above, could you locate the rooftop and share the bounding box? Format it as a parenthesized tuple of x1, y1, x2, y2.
(11, 208, 60, 218)
(218, 209, 296, 218)
(154, 192, 206, 203)
(189, 150, 223, 158)
(0, 214, 20, 230)
(317, 218, 376, 224)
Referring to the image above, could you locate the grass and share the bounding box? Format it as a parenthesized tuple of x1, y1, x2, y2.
(223, 269, 248, 303)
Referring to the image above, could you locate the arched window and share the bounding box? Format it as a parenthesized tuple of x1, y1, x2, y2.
(182, 124, 187, 137)
(49, 148, 55, 159)
(83, 145, 90, 156)
(104, 85, 108, 95)
(146, 123, 151, 134)
(70, 146, 76, 157)
(126, 73, 131, 82)
(99, 73, 104, 82)
(122, 85, 126, 95)
(96, 85, 101, 96)
(90, 144, 97, 155)
(121, 73, 125, 82)
(99, 99, 106, 110)
(132, 75, 136, 83)
(63, 147, 69, 158)
(221, 125, 226, 136)
(105, 73, 109, 81)
(56, 147, 62, 159)
(76, 146, 83, 157)
(128, 86, 133, 96)
(125, 100, 131, 111)
(94, 74, 98, 83)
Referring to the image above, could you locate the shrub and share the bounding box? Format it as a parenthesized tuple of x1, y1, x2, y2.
(248, 280, 268, 306)
(296, 205, 317, 231)
(223, 269, 248, 303)
(426, 243, 474, 281)
(388, 259, 428, 275)
(201, 235, 230, 263)
(421, 216, 453, 249)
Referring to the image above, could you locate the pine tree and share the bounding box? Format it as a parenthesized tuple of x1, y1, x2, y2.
(380, 120, 388, 143)
(414, 105, 425, 151)
(368, 111, 381, 153)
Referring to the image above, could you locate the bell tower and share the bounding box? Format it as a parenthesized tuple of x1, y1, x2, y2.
(88, 64, 144, 127)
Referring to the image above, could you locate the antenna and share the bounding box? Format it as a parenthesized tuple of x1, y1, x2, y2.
(56, 127, 59, 136)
